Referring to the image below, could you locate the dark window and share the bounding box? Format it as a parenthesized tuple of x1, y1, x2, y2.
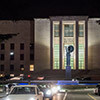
(1, 43, 5, 50)
(10, 43, 14, 50)
(0, 54, 4, 60)
(20, 54, 24, 60)
(30, 54, 34, 60)
(30, 43, 34, 49)
(10, 54, 14, 60)
(0, 65, 4, 71)
(20, 43, 24, 50)
(10, 65, 14, 71)
(20, 65, 24, 71)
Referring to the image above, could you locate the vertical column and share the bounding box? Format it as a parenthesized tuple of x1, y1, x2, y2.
(85, 20, 88, 70)
(76, 21, 79, 70)
(59, 21, 62, 69)
(50, 21, 53, 69)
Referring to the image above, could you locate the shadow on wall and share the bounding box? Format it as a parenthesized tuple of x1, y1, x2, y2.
(88, 43, 100, 69)
(34, 43, 50, 72)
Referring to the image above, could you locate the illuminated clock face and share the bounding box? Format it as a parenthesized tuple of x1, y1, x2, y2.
(68, 45, 74, 52)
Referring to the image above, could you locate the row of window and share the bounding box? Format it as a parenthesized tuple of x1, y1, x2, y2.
(0, 43, 34, 50)
(0, 53, 34, 60)
(53, 44, 85, 69)
(54, 23, 84, 37)
(0, 64, 34, 71)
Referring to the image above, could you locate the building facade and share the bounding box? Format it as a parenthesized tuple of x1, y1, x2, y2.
(0, 16, 100, 77)
(0, 21, 34, 77)
(34, 16, 88, 71)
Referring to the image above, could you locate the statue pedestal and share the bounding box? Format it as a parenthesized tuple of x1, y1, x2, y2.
(66, 66, 71, 80)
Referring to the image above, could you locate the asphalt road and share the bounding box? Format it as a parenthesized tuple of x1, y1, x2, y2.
(66, 89, 100, 100)
(46, 89, 100, 100)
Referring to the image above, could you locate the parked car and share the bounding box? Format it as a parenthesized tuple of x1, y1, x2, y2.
(94, 85, 100, 95)
(2, 85, 43, 100)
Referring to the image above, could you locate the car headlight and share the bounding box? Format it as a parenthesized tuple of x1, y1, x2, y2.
(51, 87, 58, 94)
(57, 86, 61, 90)
(46, 89, 52, 95)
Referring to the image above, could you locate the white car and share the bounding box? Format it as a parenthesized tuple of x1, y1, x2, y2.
(94, 87, 98, 95)
(2, 85, 43, 100)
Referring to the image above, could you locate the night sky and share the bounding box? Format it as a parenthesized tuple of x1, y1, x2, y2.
(0, 0, 100, 19)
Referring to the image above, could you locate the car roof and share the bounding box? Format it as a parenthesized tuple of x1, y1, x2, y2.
(13, 85, 38, 88)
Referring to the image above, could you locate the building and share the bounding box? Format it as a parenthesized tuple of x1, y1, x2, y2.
(0, 21, 34, 77)
(0, 16, 100, 77)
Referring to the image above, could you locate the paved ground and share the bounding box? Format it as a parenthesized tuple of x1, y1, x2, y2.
(66, 89, 100, 100)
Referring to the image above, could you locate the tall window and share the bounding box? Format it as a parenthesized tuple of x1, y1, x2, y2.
(20, 43, 24, 50)
(10, 52, 14, 60)
(10, 65, 14, 71)
(0, 65, 4, 71)
(0, 54, 4, 60)
(30, 43, 34, 49)
(54, 24, 59, 37)
(79, 24, 84, 37)
(20, 54, 24, 60)
(1, 43, 5, 50)
(10, 43, 14, 50)
(53, 22, 60, 69)
(64, 24, 74, 37)
(54, 45, 59, 69)
(30, 54, 34, 60)
(79, 44, 84, 69)
(30, 65, 34, 71)
(78, 21, 85, 69)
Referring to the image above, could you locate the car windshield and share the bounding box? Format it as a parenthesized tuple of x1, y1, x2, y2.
(10, 87, 36, 94)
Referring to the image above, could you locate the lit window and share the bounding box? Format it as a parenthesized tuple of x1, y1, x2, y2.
(30, 65, 34, 71)
(79, 23, 84, 37)
(64, 24, 74, 37)
(54, 24, 59, 37)
(54, 44, 59, 69)
(79, 44, 84, 69)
